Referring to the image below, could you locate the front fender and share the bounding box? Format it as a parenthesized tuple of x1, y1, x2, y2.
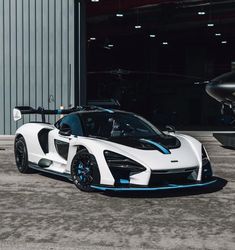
(67, 137, 115, 186)
(175, 134, 203, 181)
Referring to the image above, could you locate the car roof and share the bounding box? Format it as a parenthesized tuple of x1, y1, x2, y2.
(71, 109, 135, 116)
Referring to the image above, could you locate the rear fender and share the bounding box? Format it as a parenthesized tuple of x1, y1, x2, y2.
(15, 123, 53, 163)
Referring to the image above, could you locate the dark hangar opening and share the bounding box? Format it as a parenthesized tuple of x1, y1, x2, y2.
(86, 0, 235, 130)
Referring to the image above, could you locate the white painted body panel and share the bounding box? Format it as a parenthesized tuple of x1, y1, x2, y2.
(15, 123, 206, 186)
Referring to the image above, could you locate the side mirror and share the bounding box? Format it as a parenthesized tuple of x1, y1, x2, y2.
(59, 124, 72, 136)
(165, 125, 175, 134)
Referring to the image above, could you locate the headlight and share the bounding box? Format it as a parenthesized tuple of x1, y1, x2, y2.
(104, 150, 146, 172)
(202, 146, 209, 166)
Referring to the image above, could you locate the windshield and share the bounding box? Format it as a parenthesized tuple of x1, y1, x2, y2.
(80, 111, 163, 139)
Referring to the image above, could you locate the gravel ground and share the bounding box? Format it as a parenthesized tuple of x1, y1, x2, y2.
(0, 133, 234, 250)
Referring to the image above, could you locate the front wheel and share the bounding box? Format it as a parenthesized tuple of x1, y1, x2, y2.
(71, 149, 94, 192)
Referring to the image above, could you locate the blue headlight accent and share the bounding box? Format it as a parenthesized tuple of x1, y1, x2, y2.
(140, 139, 171, 154)
(91, 179, 217, 191)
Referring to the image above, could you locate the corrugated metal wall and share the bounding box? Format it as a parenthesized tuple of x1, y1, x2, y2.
(0, 0, 77, 134)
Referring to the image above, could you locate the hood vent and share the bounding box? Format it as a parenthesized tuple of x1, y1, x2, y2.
(108, 135, 181, 152)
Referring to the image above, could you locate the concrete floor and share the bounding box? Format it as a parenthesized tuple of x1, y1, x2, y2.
(0, 133, 234, 250)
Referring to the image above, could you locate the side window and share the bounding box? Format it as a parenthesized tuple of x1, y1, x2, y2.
(56, 114, 83, 136)
(83, 114, 113, 138)
(55, 119, 62, 129)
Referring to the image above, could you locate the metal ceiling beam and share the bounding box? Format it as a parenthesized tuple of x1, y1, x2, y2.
(86, 0, 235, 17)
(86, 0, 175, 17)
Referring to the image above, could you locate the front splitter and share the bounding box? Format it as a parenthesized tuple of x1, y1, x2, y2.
(91, 179, 217, 191)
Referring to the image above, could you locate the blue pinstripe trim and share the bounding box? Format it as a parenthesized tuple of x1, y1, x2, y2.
(91, 179, 217, 191)
(140, 139, 171, 154)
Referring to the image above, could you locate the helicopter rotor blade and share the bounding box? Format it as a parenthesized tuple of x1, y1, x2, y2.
(88, 69, 204, 80)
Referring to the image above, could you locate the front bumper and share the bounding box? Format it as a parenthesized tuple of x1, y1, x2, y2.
(91, 178, 217, 191)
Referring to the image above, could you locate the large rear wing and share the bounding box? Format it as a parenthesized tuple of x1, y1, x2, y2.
(13, 105, 118, 123)
(13, 106, 80, 122)
(13, 106, 91, 123)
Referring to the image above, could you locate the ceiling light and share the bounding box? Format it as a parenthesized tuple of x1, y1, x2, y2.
(162, 42, 168, 45)
(198, 11, 205, 15)
(221, 40, 227, 44)
(215, 33, 221, 36)
(89, 37, 96, 41)
(135, 25, 141, 29)
(91, 0, 99, 2)
(150, 34, 156, 38)
(108, 44, 114, 48)
(207, 23, 214, 27)
(116, 13, 123, 17)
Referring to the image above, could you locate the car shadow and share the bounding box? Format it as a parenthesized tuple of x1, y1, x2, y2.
(101, 177, 227, 198)
(221, 145, 235, 150)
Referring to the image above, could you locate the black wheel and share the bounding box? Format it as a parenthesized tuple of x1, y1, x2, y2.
(71, 149, 94, 192)
(14, 136, 30, 173)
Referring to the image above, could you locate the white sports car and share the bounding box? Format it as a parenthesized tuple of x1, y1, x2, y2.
(13, 106, 216, 192)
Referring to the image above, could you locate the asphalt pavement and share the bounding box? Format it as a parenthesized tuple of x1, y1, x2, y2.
(0, 133, 234, 250)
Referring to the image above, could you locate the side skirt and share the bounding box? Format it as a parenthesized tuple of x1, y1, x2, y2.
(28, 162, 72, 181)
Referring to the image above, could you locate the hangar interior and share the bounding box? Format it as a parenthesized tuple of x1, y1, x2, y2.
(86, 0, 235, 130)
(0, 0, 235, 133)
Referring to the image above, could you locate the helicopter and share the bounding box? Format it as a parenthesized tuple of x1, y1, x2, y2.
(205, 71, 235, 115)
(205, 71, 235, 148)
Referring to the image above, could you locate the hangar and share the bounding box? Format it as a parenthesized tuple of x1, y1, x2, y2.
(0, 0, 86, 134)
(87, 0, 235, 130)
(0, 0, 235, 134)
(1, 0, 235, 134)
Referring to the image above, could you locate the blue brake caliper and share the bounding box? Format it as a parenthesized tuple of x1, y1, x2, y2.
(77, 163, 84, 181)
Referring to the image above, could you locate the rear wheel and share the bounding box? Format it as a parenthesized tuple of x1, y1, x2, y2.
(71, 149, 94, 192)
(14, 136, 30, 173)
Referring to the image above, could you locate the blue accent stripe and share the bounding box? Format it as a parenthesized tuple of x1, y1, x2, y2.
(57, 110, 62, 114)
(91, 179, 217, 191)
(140, 139, 171, 154)
(119, 179, 129, 184)
(102, 108, 114, 113)
(94, 106, 114, 113)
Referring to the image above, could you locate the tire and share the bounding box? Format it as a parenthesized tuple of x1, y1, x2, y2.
(14, 136, 30, 173)
(71, 149, 94, 192)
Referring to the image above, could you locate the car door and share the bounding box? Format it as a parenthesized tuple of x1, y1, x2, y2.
(53, 114, 83, 161)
